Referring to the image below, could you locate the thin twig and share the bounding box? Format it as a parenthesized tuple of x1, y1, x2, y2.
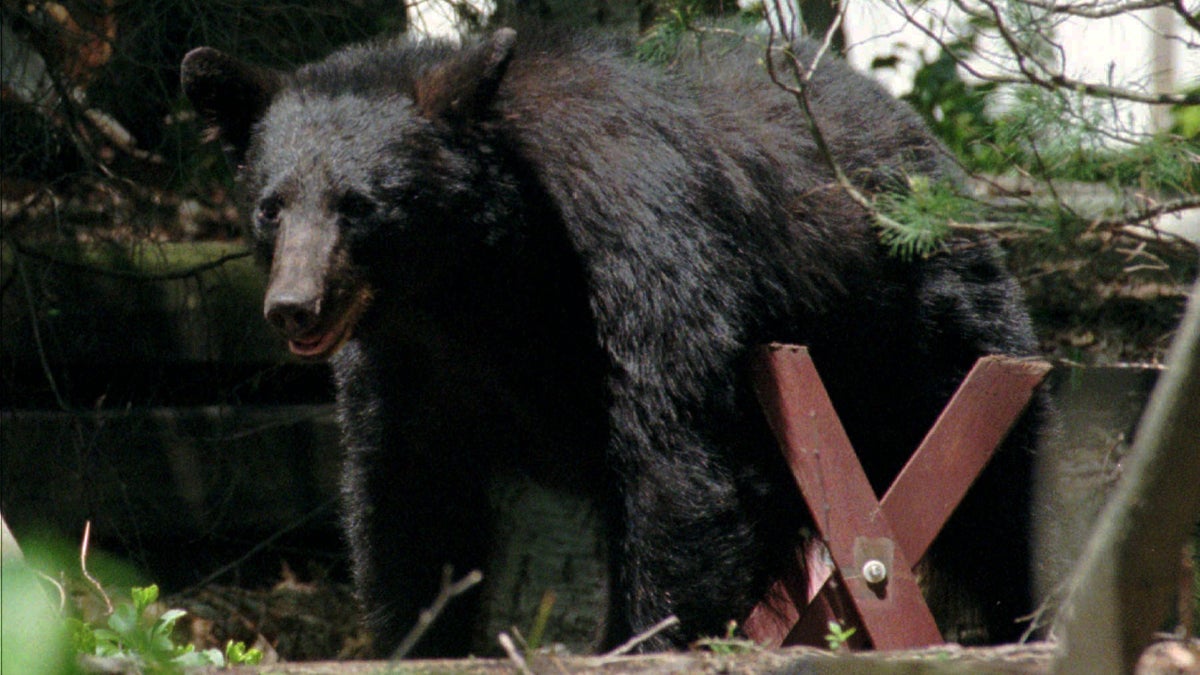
(36, 570, 69, 613)
(176, 499, 336, 596)
(602, 614, 681, 657)
(9, 238, 254, 282)
(1090, 194, 1200, 230)
(881, 0, 1199, 106)
(80, 521, 113, 615)
(391, 566, 484, 660)
(761, 1, 911, 237)
(15, 254, 69, 411)
(498, 631, 534, 675)
(1019, 0, 1172, 19)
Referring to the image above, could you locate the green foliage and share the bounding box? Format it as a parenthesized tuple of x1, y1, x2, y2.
(16, 528, 145, 591)
(636, 3, 695, 63)
(889, 19, 1199, 195)
(897, 36, 1000, 168)
(1172, 89, 1200, 139)
(1, 557, 261, 675)
(824, 619, 857, 651)
(874, 177, 962, 259)
(69, 583, 262, 672)
(636, 0, 765, 64)
(1044, 134, 1199, 194)
(2, 560, 79, 675)
(873, 176, 1051, 259)
(224, 639, 266, 667)
(880, 29, 1198, 257)
(692, 620, 760, 655)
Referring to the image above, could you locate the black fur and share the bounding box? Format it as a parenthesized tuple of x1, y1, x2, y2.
(182, 29, 1045, 654)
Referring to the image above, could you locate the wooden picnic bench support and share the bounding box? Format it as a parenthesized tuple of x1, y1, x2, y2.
(743, 344, 1051, 650)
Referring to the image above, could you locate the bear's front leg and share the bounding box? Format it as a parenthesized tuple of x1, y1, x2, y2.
(334, 343, 491, 657)
(610, 428, 774, 651)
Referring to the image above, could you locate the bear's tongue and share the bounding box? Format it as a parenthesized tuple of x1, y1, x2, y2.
(289, 331, 337, 358)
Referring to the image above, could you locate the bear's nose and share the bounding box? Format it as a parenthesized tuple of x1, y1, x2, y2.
(265, 295, 320, 336)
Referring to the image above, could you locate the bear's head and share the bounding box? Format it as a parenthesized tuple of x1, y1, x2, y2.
(181, 29, 519, 359)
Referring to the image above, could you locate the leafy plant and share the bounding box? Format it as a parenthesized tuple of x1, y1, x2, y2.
(895, 35, 1004, 169)
(824, 619, 857, 651)
(69, 584, 262, 672)
(223, 639, 266, 667)
(636, 0, 766, 64)
(692, 620, 760, 655)
(1172, 88, 1200, 139)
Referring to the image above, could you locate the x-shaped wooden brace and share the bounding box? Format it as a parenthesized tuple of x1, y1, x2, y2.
(742, 344, 1051, 650)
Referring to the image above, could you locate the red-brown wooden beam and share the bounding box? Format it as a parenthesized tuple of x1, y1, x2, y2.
(882, 354, 1052, 561)
(743, 345, 1051, 650)
(748, 344, 942, 650)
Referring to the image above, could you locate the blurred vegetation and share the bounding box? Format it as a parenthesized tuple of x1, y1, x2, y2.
(2, 559, 78, 675)
(896, 39, 1199, 195)
(2, 534, 261, 674)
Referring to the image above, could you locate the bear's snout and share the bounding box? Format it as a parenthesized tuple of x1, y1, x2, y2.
(265, 291, 321, 337)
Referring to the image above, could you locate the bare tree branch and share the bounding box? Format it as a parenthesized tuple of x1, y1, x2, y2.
(1090, 194, 1200, 231)
(1015, 0, 1170, 20)
(881, 0, 1199, 105)
(1170, 0, 1200, 32)
(80, 521, 114, 615)
(601, 614, 682, 658)
(176, 500, 336, 596)
(760, 0, 913, 239)
(8, 238, 253, 282)
(14, 253, 70, 411)
(497, 632, 533, 675)
(391, 566, 484, 660)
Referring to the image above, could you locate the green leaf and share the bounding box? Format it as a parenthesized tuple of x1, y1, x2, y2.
(149, 629, 177, 657)
(107, 604, 138, 638)
(156, 608, 187, 624)
(67, 618, 98, 654)
(131, 585, 159, 613)
(172, 647, 224, 667)
(90, 627, 120, 644)
(92, 635, 125, 658)
(153, 608, 187, 637)
(225, 640, 264, 666)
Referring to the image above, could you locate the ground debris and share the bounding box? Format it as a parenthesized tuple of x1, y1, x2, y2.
(170, 569, 372, 663)
(75, 638, 1200, 674)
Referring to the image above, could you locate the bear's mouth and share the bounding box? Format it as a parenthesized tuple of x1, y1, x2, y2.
(288, 327, 346, 359)
(286, 286, 373, 360)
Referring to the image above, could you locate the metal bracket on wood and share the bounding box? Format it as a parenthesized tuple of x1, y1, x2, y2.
(742, 344, 1051, 650)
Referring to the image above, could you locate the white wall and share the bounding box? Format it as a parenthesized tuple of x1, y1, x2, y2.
(840, 0, 1199, 136)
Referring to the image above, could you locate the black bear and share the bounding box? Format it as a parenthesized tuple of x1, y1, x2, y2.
(181, 28, 1046, 654)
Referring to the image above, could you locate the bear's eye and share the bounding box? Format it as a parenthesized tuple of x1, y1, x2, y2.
(338, 191, 377, 221)
(255, 197, 282, 231)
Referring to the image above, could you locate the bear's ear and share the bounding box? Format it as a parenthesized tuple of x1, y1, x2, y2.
(415, 28, 517, 123)
(181, 47, 284, 159)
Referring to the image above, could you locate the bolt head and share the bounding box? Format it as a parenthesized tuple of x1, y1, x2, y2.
(861, 559, 887, 584)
